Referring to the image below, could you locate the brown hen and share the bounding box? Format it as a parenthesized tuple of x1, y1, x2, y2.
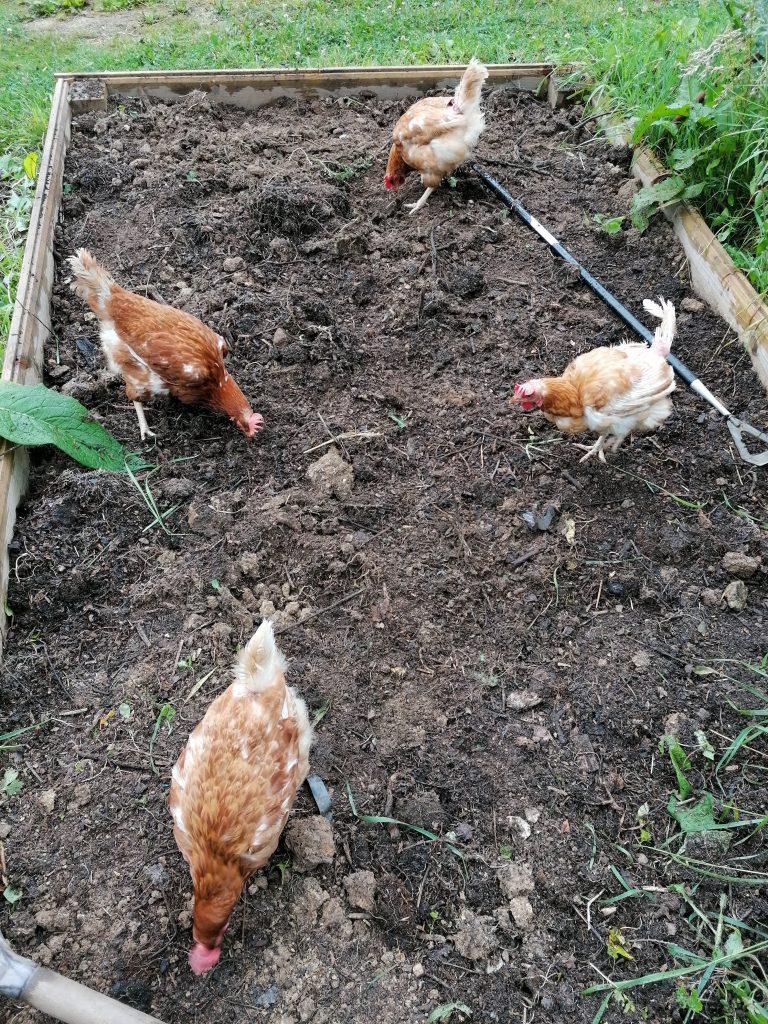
(67, 248, 262, 440)
(169, 620, 312, 974)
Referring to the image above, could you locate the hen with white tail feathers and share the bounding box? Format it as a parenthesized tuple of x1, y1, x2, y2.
(512, 296, 677, 463)
(169, 620, 312, 975)
(384, 58, 489, 214)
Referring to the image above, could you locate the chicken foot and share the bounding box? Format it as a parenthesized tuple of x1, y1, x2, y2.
(575, 435, 608, 463)
(406, 187, 435, 215)
(133, 401, 156, 441)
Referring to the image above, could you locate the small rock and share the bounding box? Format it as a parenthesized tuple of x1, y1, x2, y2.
(723, 579, 748, 611)
(38, 789, 56, 813)
(451, 910, 498, 961)
(394, 789, 445, 829)
(681, 296, 705, 313)
(223, 256, 245, 273)
(252, 985, 280, 1009)
(496, 861, 534, 900)
(412, 963, 425, 978)
(273, 327, 289, 346)
(722, 551, 760, 579)
(506, 690, 543, 711)
(161, 478, 196, 501)
(509, 897, 534, 931)
(291, 878, 329, 925)
(143, 863, 168, 888)
(342, 870, 376, 912)
(700, 588, 720, 608)
(48, 364, 71, 381)
(306, 448, 354, 500)
(0, 822, 10, 839)
(298, 996, 317, 1022)
(240, 551, 261, 577)
(510, 816, 532, 839)
(631, 650, 651, 670)
(664, 711, 689, 738)
(35, 908, 71, 933)
(284, 816, 335, 872)
(319, 897, 353, 938)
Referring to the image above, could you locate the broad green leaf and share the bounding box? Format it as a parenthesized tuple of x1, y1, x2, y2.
(630, 177, 686, 231)
(0, 382, 144, 473)
(593, 214, 625, 234)
(668, 792, 717, 833)
(22, 152, 38, 181)
(631, 102, 691, 143)
(725, 929, 744, 957)
(669, 148, 700, 171)
(3, 885, 22, 905)
(1, 768, 22, 797)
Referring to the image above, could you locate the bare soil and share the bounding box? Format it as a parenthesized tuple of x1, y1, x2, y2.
(1, 86, 766, 1024)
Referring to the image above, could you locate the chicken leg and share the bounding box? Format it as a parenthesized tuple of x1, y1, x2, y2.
(406, 187, 435, 215)
(133, 401, 156, 441)
(576, 435, 607, 463)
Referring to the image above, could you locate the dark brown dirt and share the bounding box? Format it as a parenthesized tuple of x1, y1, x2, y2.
(1, 85, 766, 1024)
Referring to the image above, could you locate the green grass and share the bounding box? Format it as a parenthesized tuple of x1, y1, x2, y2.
(586, 659, 768, 1023)
(2, 0, 765, 351)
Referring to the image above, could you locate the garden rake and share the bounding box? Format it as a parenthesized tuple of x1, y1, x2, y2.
(472, 164, 768, 467)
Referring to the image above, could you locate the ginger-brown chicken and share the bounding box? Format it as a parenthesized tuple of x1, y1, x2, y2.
(512, 297, 677, 462)
(67, 248, 263, 441)
(169, 620, 312, 975)
(384, 59, 489, 214)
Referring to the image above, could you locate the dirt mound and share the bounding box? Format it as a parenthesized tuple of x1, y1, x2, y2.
(251, 171, 350, 237)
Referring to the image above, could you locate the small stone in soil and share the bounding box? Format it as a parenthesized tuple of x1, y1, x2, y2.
(722, 551, 760, 579)
(284, 815, 335, 872)
(496, 861, 534, 900)
(342, 869, 376, 912)
(306, 447, 354, 500)
(723, 579, 748, 611)
(451, 910, 498, 961)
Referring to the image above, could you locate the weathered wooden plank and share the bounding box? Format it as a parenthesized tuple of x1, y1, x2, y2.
(60, 63, 554, 109)
(632, 148, 768, 393)
(1, 79, 71, 655)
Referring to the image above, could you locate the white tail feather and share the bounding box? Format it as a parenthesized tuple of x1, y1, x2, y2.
(453, 58, 489, 112)
(233, 619, 286, 693)
(643, 295, 676, 359)
(67, 248, 114, 315)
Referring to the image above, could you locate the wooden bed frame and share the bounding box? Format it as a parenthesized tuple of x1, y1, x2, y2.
(2, 63, 766, 656)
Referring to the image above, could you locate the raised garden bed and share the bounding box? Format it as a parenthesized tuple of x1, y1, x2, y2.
(1, 66, 766, 1024)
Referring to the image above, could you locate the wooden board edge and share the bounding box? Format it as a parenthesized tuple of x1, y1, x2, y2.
(1, 79, 71, 649)
(55, 62, 555, 84)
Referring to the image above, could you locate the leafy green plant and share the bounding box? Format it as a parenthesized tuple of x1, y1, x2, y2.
(26, 0, 86, 17)
(0, 382, 144, 472)
(593, 213, 625, 234)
